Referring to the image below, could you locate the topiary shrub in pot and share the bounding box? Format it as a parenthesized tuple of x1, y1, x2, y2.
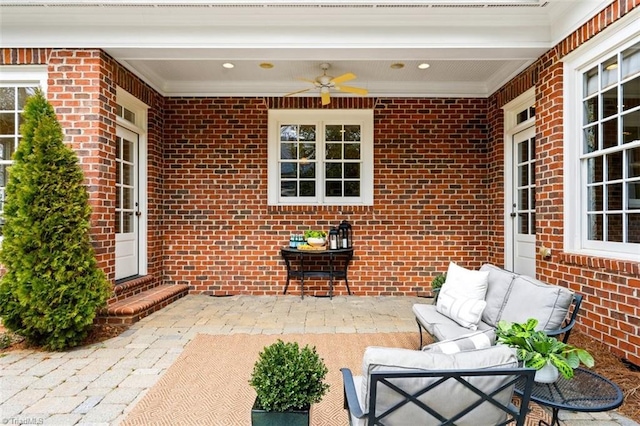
(249, 339, 329, 426)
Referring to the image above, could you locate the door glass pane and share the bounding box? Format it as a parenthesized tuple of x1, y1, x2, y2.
(123, 163, 133, 186)
(122, 212, 132, 233)
(280, 163, 296, 178)
(299, 125, 316, 141)
(518, 213, 529, 235)
(518, 164, 528, 186)
(627, 183, 640, 210)
(280, 125, 297, 141)
(519, 188, 528, 210)
(123, 139, 134, 163)
(344, 125, 361, 141)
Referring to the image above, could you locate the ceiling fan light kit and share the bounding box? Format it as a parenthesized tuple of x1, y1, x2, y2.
(284, 63, 369, 105)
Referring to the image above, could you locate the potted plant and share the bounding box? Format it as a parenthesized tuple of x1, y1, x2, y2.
(496, 318, 595, 382)
(304, 230, 327, 247)
(249, 339, 329, 426)
(431, 273, 446, 301)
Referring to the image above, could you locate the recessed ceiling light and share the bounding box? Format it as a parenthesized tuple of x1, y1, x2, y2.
(418, 63, 430, 70)
(605, 63, 618, 71)
(260, 63, 274, 69)
(390, 63, 405, 69)
(222, 62, 235, 69)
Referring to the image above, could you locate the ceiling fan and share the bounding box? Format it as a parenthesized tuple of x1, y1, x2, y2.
(285, 63, 369, 105)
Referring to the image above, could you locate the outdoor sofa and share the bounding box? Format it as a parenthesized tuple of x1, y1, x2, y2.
(412, 263, 583, 348)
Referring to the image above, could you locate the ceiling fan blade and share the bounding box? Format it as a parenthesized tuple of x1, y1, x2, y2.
(335, 85, 369, 96)
(321, 91, 331, 105)
(331, 72, 356, 85)
(297, 77, 318, 85)
(284, 88, 312, 97)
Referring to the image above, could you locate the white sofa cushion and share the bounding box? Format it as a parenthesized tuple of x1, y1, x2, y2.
(499, 275, 574, 331)
(479, 263, 516, 327)
(422, 329, 496, 353)
(413, 303, 494, 341)
(441, 262, 489, 301)
(436, 288, 487, 330)
(358, 345, 519, 426)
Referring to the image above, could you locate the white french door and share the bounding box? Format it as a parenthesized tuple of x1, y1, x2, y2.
(115, 126, 140, 280)
(510, 126, 536, 276)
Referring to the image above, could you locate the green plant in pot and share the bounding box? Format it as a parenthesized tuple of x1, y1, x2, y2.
(496, 318, 595, 382)
(431, 273, 446, 301)
(249, 339, 329, 426)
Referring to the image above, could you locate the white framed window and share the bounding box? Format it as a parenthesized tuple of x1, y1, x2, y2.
(563, 13, 640, 261)
(267, 109, 374, 206)
(0, 66, 47, 236)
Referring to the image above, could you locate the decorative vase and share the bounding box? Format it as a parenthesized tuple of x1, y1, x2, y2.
(534, 361, 559, 383)
(251, 398, 311, 426)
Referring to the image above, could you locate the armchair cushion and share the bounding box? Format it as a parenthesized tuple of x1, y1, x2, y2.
(352, 345, 522, 426)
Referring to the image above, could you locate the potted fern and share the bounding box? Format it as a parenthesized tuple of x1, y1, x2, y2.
(249, 339, 329, 425)
(496, 318, 594, 383)
(431, 273, 446, 301)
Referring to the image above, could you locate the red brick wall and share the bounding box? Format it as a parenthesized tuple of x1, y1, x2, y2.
(162, 96, 490, 296)
(488, 0, 640, 365)
(0, 48, 166, 291)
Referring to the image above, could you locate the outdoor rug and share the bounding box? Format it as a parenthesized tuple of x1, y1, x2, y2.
(122, 332, 551, 425)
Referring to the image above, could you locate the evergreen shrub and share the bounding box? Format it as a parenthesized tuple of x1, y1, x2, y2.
(0, 89, 111, 350)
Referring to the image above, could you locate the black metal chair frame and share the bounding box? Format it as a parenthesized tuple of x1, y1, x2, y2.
(341, 367, 536, 426)
(415, 293, 583, 348)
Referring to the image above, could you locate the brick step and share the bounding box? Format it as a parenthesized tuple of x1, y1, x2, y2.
(97, 284, 190, 325)
(113, 275, 157, 300)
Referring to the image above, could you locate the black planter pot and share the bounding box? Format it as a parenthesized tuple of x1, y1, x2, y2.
(250, 399, 310, 426)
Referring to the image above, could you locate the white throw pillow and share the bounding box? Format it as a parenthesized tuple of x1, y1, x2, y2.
(441, 262, 489, 301)
(436, 288, 487, 330)
(422, 330, 495, 354)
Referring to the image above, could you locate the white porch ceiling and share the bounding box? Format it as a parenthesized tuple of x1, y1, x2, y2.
(0, 0, 612, 98)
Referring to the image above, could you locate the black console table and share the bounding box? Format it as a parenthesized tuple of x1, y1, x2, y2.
(514, 367, 624, 426)
(280, 247, 353, 299)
